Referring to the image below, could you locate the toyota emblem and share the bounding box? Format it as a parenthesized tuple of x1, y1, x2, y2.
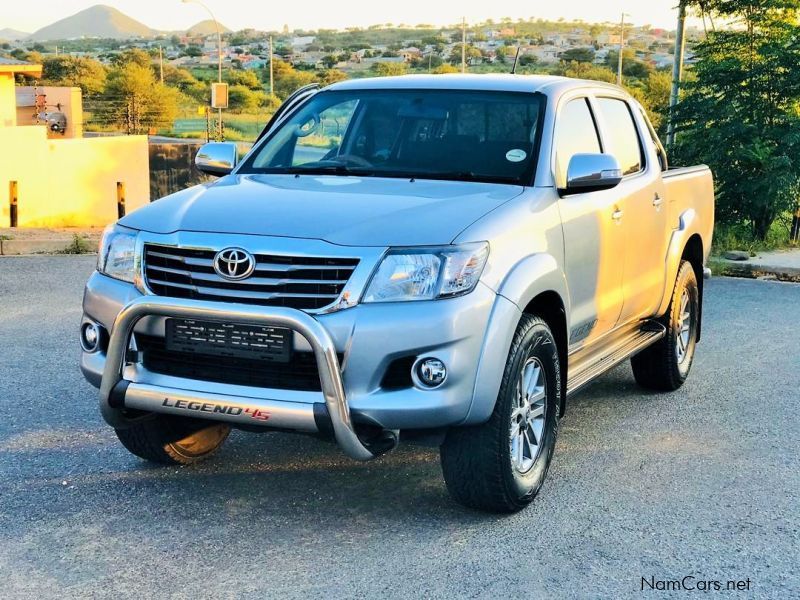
(213, 248, 256, 281)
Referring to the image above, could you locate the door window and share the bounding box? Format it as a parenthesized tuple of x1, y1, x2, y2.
(595, 98, 645, 176)
(554, 98, 602, 188)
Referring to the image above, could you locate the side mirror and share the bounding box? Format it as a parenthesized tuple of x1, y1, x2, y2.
(563, 153, 623, 195)
(195, 142, 238, 177)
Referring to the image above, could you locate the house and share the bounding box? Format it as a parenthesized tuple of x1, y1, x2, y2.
(0, 58, 149, 227)
(398, 47, 422, 62)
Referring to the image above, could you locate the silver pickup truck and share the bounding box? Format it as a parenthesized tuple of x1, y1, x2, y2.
(81, 75, 714, 512)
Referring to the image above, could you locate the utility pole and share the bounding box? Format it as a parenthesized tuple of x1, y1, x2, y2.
(617, 12, 628, 86)
(666, 1, 687, 147)
(269, 35, 274, 96)
(461, 17, 466, 73)
(182, 0, 224, 140)
(158, 45, 164, 83)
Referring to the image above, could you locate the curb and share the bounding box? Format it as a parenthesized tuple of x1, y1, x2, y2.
(0, 239, 87, 256)
(711, 258, 800, 283)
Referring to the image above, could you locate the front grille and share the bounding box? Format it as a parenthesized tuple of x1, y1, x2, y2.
(143, 245, 359, 311)
(137, 334, 337, 392)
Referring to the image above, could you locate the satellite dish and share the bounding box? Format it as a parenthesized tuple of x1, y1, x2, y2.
(46, 112, 68, 135)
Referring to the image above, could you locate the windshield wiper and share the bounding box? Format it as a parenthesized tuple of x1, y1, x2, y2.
(422, 171, 520, 185)
(280, 165, 370, 176)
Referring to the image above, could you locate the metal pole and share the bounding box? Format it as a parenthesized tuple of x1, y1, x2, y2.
(461, 17, 466, 73)
(9, 181, 18, 228)
(666, 1, 687, 147)
(159, 45, 164, 83)
(269, 35, 274, 96)
(182, 1, 223, 140)
(617, 12, 625, 86)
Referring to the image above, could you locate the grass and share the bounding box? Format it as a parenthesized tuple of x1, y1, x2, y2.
(60, 234, 95, 255)
(711, 213, 799, 256)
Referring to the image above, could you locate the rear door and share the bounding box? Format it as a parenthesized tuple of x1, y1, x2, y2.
(592, 95, 668, 324)
(555, 95, 625, 349)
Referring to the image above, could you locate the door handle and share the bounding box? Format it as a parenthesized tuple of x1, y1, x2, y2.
(612, 209, 624, 221)
(653, 194, 663, 209)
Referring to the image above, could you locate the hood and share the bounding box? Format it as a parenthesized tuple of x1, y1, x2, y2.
(120, 174, 523, 247)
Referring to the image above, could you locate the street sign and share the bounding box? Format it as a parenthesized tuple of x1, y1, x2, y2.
(211, 83, 229, 109)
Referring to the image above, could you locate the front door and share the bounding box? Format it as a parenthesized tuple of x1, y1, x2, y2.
(555, 97, 625, 350)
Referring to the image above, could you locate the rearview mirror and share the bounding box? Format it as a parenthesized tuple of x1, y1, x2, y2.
(563, 153, 623, 195)
(195, 142, 238, 177)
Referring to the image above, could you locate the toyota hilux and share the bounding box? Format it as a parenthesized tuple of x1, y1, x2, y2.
(80, 75, 714, 512)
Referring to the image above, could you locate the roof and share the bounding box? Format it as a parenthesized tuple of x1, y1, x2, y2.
(0, 57, 42, 76)
(325, 73, 623, 96)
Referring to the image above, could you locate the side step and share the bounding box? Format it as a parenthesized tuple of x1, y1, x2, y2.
(566, 321, 666, 396)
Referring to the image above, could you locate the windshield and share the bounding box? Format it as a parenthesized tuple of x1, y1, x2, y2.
(239, 89, 544, 186)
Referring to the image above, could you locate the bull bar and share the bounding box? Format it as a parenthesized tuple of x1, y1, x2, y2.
(98, 296, 381, 461)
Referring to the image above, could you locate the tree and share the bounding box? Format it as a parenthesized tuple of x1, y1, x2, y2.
(40, 55, 107, 95)
(561, 61, 616, 83)
(674, 0, 800, 239)
(560, 47, 595, 63)
(432, 64, 459, 74)
(225, 69, 262, 90)
(321, 54, 340, 69)
(227, 84, 266, 112)
(372, 61, 408, 76)
(270, 60, 316, 99)
(104, 62, 180, 134)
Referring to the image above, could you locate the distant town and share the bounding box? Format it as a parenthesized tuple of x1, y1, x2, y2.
(2, 5, 705, 141)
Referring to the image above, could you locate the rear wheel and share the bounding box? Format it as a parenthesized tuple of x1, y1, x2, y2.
(440, 315, 561, 513)
(115, 416, 230, 465)
(631, 260, 699, 391)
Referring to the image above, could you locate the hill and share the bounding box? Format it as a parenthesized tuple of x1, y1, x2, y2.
(186, 20, 231, 37)
(27, 5, 154, 41)
(0, 28, 30, 41)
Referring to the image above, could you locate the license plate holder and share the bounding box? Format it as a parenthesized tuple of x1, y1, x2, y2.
(165, 318, 292, 363)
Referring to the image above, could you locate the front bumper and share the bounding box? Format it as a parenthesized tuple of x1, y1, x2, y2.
(82, 272, 501, 458)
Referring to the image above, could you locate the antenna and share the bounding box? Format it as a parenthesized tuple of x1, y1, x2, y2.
(511, 46, 521, 74)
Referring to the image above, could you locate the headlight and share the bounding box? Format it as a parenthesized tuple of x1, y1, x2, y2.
(363, 243, 489, 303)
(97, 225, 138, 283)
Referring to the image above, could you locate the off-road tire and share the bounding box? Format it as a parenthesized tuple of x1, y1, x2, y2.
(115, 416, 230, 465)
(440, 315, 561, 513)
(631, 260, 699, 391)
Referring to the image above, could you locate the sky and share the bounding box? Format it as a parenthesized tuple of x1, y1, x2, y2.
(3, 0, 696, 34)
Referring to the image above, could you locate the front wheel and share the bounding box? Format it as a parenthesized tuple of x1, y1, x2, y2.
(631, 260, 700, 391)
(440, 315, 561, 513)
(115, 415, 230, 465)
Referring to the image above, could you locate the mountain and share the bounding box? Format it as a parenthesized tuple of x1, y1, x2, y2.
(0, 28, 30, 41)
(27, 5, 155, 41)
(186, 20, 231, 37)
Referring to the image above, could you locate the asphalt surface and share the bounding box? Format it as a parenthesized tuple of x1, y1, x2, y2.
(0, 256, 798, 599)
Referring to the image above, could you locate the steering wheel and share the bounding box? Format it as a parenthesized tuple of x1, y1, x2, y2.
(321, 154, 373, 168)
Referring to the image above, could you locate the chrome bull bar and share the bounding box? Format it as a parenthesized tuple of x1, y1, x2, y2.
(98, 296, 378, 461)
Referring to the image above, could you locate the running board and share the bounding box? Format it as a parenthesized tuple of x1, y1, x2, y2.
(566, 321, 666, 396)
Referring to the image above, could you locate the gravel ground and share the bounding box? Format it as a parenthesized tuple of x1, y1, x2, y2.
(0, 255, 798, 599)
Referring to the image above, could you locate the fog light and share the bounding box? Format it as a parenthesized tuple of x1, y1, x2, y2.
(80, 322, 100, 352)
(415, 358, 447, 388)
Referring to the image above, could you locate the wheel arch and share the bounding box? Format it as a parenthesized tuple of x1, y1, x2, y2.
(522, 291, 568, 417)
(681, 233, 705, 341)
(465, 253, 570, 425)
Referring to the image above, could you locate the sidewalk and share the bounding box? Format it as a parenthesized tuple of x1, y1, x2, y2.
(0, 227, 102, 255)
(713, 248, 800, 282)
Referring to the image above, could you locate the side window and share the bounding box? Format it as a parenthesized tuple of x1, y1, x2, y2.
(292, 99, 358, 165)
(595, 98, 644, 176)
(555, 98, 602, 188)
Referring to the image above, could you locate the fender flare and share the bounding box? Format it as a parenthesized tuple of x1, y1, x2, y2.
(463, 253, 570, 425)
(657, 208, 704, 317)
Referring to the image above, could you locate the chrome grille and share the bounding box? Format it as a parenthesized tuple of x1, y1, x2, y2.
(143, 245, 359, 310)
